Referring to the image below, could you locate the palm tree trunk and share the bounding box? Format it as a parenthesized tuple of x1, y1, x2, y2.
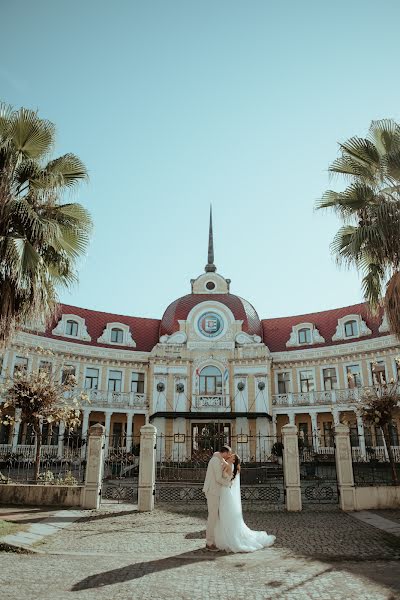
(382, 423, 398, 485)
(34, 422, 41, 482)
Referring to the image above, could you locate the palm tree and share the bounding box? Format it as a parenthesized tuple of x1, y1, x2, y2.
(316, 119, 400, 337)
(0, 102, 92, 346)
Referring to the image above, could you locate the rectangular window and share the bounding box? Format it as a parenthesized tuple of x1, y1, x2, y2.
(277, 372, 291, 394)
(375, 426, 384, 446)
(298, 422, 309, 446)
(364, 425, 373, 448)
(111, 328, 123, 344)
(371, 361, 386, 384)
(298, 328, 311, 344)
(14, 356, 28, 375)
(85, 367, 99, 390)
(346, 365, 362, 388)
(61, 365, 76, 384)
(344, 320, 358, 337)
(0, 422, 10, 444)
(299, 370, 314, 392)
(323, 368, 338, 391)
(389, 421, 399, 446)
(38, 360, 52, 375)
(108, 370, 122, 392)
(131, 372, 145, 393)
(322, 422, 334, 447)
(350, 424, 359, 447)
(66, 320, 79, 336)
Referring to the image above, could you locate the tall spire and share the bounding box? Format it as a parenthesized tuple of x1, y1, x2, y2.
(205, 205, 216, 273)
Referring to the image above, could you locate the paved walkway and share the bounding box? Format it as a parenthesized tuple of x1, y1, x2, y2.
(0, 504, 399, 599)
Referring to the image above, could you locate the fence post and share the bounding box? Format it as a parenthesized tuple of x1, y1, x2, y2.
(82, 423, 105, 509)
(282, 424, 302, 511)
(138, 423, 157, 512)
(334, 424, 355, 511)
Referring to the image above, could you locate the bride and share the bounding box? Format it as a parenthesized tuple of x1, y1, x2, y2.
(214, 453, 276, 553)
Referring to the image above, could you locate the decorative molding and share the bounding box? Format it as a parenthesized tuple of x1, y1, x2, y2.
(52, 314, 91, 342)
(159, 331, 187, 345)
(235, 332, 262, 346)
(97, 322, 136, 347)
(378, 312, 390, 333)
(286, 322, 325, 348)
(332, 314, 371, 342)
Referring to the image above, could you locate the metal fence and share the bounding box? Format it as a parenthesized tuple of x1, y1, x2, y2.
(351, 434, 400, 487)
(155, 432, 285, 505)
(101, 434, 141, 504)
(0, 434, 88, 484)
(299, 434, 338, 505)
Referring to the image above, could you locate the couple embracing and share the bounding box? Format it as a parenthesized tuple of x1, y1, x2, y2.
(202, 445, 276, 553)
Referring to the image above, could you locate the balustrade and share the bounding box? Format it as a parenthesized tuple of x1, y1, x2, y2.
(272, 385, 399, 407)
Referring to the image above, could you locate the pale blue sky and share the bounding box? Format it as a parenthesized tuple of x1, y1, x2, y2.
(2, 1, 400, 320)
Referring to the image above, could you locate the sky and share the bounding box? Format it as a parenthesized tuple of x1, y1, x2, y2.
(2, 0, 400, 321)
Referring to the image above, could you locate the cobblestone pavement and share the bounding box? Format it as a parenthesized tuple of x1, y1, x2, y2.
(1, 504, 400, 600)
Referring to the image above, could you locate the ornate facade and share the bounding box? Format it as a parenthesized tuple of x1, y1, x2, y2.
(1, 213, 399, 461)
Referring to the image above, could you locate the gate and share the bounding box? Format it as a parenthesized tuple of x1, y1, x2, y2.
(299, 434, 339, 505)
(155, 430, 285, 506)
(101, 435, 140, 504)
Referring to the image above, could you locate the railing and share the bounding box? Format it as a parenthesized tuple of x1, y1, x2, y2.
(81, 389, 148, 408)
(272, 386, 400, 407)
(192, 395, 228, 409)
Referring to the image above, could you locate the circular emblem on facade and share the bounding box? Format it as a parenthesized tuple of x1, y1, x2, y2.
(197, 311, 224, 338)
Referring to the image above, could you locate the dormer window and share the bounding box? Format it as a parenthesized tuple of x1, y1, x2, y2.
(66, 320, 78, 337)
(110, 328, 123, 344)
(97, 322, 136, 347)
(286, 322, 325, 347)
(298, 328, 311, 345)
(332, 314, 371, 342)
(52, 314, 91, 341)
(344, 320, 358, 338)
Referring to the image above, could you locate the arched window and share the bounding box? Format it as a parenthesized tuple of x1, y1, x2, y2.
(111, 327, 124, 343)
(298, 328, 311, 344)
(66, 320, 78, 336)
(344, 320, 358, 337)
(199, 366, 222, 395)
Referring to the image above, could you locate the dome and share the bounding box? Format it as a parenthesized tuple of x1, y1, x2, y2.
(160, 293, 263, 339)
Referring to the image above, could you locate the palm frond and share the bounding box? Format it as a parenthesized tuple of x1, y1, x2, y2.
(9, 107, 55, 159)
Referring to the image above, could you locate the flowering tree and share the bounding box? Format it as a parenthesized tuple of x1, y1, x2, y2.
(357, 361, 400, 484)
(0, 349, 87, 481)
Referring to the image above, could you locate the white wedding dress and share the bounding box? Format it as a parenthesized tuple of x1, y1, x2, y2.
(215, 474, 276, 553)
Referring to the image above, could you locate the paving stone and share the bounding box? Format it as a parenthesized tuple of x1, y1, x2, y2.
(0, 505, 399, 599)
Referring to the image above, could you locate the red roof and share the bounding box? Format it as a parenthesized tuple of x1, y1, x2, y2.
(160, 294, 263, 338)
(36, 304, 161, 353)
(28, 300, 388, 354)
(261, 302, 385, 352)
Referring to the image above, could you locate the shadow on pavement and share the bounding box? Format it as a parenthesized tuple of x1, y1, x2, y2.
(71, 549, 217, 591)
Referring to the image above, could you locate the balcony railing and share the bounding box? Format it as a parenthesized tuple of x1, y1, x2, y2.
(272, 386, 400, 407)
(192, 395, 228, 409)
(81, 389, 148, 409)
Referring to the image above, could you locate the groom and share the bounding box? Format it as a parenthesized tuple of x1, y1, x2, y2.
(202, 445, 233, 551)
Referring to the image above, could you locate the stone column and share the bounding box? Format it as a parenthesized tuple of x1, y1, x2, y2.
(82, 423, 105, 509)
(334, 424, 355, 511)
(104, 411, 112, 457)
(81, 409, 90, 458)
(126, 412, 134, 452)
(57, 421, 65, 458)
(11, 409, 21, 451)
(138, 423, 157, 512)
(282, 424, 302, 512)
(288, 411, 295, 425)
(356, 415, 367, 459)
